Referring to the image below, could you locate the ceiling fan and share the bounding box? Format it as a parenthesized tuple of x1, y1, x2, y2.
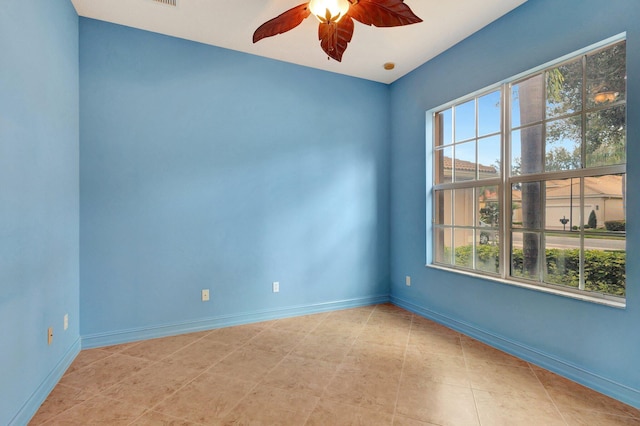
(253, 0, 422, 62)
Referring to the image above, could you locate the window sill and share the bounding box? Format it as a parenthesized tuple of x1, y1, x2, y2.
(425, 263, 626, 309)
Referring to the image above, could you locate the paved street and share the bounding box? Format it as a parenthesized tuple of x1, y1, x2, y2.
(511, 233, 625, 251)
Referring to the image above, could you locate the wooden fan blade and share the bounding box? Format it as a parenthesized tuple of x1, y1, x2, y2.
(348, 0, 422, 27)
(318, 16, 354, 62)
(253, 3, 312, 43)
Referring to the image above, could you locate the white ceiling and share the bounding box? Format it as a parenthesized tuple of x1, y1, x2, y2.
(70, 0, 527, 84)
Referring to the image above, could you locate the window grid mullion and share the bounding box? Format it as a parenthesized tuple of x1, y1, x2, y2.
(502, 82, 511, 280)
(540, 182, 546, 284)
(452, 106, 456, 183)
(508, 165, 626, 184)
(433, 179, 502, 192)
(579, 177, 586, 290)
(430, 36, 626, 305)
(581, 55, 587, 170)
(579, 56, 587, 291)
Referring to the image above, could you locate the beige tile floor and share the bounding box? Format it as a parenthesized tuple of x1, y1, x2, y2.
(30, 304, 640, 425)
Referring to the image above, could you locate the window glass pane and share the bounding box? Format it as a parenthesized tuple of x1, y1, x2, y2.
(453, 188, 474, 226)
(544, 234, 580, 289)
(434, 227, 453, 265)
(478, 186, 499, 227)
(585, 247, 625, 297)
(431, 39, 626, 302)
(545, 178, 580, 231)
(584, 175, 625, 232)
(454, 141, 476, 182)
(587, 41, 626, 109)
(434, 190, 452, 225)
(583, 176, 626, 297)
(511, 232, 540, 280)
(586, 105, 626, 167)
(511, 183, 523, 228)
(516, 124, 544, 175)
(476, 229, 499, 274)
(436, 146, 453, 183)
(512, 74, 544, 128)
(546, 59, 583, 118)
(455, 100, 476, 142)
(477, 135, 500, 179)
(546, 117, 582, 172)
(436, 108, 453, 146)
(453, 228, 474, 268)
(520, 181, 542, 230)
(511, 130, 521, 176)
(478, 90, 501, 136)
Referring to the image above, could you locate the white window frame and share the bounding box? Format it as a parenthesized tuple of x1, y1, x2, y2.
(427, 34, 627, 308)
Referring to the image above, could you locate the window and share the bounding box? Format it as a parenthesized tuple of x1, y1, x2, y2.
(431, 38, 627, 303)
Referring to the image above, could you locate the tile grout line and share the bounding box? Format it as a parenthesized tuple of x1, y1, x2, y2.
(460, 334, 484, 426)
(138, 324, 274, 422)
(123, 326, 266, 425)
(195, 314, 328, 423)
(139, 303, 363, 423)
(389, 310, 415, 425)
(91, 331, 221, 425)
(37, 391, 98, 426)
(246, 315, 325, 423)
(39, 349, 157, 426)
(527, 363, 571, 426)
(303, 306, 378, 424)
(528, 363, 640, 422)
(35, 304, 639, 425)
(272, 309, 379, 424)
(243, 311, 361, 424)
(350, 305, 408, 423)
(297, 312, 336, 426)
(36, 365, 114, 425)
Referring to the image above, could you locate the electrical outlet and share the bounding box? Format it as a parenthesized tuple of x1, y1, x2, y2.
(201, 289, 210, 301)
(47, 327, 53, 345)
(405, 275, 411, 286)
(64, 314, 68, 331)
(272, 281, 280, 293)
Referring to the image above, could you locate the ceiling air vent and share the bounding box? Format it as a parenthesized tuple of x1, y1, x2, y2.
(151, 0, 177, 6)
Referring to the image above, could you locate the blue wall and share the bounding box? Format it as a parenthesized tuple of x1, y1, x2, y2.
(390, 0, 640, 408)
(0, 1, 80, 424)
(79, 19, 390, 343)
(4, 0, 639, 421)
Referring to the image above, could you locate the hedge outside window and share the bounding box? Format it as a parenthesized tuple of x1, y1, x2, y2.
(431, 38, 626, 303)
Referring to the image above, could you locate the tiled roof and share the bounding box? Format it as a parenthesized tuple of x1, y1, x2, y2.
(443, 156, 497, 174)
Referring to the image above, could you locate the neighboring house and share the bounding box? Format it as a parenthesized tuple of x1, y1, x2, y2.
(512, 175, 625, 230)
(441, 156, 498, 182)
(438, 157, 499, 248)
(543, 175, 624, 229)
(441, 157, 624, 249)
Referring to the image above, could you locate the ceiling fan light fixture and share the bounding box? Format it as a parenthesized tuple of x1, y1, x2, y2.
(253, 0, 422, 62)
(308, 0, 350, 23)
